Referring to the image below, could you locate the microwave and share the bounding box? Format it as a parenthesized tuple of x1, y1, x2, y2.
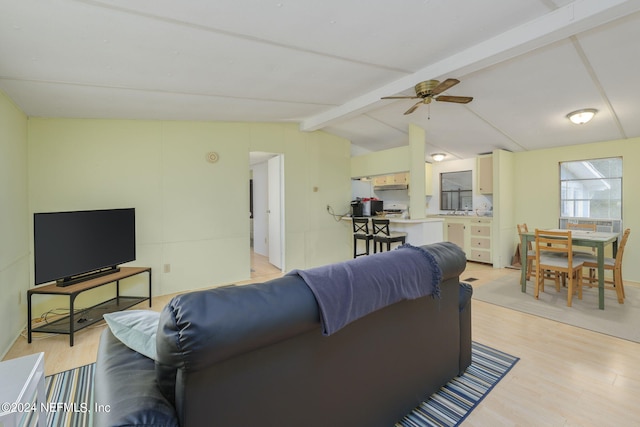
(351, 199, 383, 217)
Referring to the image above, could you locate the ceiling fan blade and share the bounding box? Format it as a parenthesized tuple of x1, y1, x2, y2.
(404, 100, 423, 115)
(382, 95, 420, 99)
(435, 95, 473, 104)
(431, 78, 460, 95)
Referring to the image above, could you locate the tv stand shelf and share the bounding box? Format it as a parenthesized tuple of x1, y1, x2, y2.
(27, 267, 151, 346)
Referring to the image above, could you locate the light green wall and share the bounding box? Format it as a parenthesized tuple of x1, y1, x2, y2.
(408, 124, 426, 219)
(0, 91, 29, 358)
(27, 118, 351, 316)
(513, 137, 640, 281)
(493, 149, 516, 268)
(350, 146, 410, 178)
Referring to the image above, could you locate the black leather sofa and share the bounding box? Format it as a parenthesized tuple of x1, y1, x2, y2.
(95, 242, 472, 427)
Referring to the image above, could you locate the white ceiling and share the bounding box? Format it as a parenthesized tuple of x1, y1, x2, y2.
(2, 0, 640, 160)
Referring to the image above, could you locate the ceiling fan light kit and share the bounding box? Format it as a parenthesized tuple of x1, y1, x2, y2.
(431, 153, 446, 162)
(567, 108, 597, 124)
(381, 78, 473, 115)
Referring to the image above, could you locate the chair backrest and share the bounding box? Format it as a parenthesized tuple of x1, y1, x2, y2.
(615, 228, 631, 267)
(352, 218, 370, 235)
(567, 223, 597, 232)
(372, 218, 391, 236)
(535, 229, 574, 266)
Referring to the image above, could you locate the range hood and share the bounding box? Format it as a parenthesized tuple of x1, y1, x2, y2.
(373, 183, 409, 191)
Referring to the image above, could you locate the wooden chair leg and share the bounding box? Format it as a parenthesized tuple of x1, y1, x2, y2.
(567, 272, 573, 307)
(577, 270, 583, 300)
(614, 269, 625, 304)
(554, 273, 561, 292)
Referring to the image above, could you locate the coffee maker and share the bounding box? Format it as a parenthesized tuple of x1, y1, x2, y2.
(351, 198, 383, 217)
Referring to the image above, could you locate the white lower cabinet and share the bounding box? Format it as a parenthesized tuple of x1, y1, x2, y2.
(444, 217, 492, 264)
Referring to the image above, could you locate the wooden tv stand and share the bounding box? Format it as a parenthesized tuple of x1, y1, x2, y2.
(27, 266, 152, 346)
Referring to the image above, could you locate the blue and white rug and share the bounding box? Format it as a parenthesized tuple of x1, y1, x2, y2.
(397, 341, 519, 427)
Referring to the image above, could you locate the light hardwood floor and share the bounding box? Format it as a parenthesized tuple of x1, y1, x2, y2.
(4, 259, 640, 426)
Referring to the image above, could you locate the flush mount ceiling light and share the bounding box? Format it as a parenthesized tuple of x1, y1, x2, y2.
(431, 153, 446, 162)
(567, 108, 598, 125)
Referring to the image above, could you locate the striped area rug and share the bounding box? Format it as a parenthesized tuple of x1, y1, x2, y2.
(20, 342, 516, 427)
(397, 342, 519, 426)
(19, 363, 95, 427)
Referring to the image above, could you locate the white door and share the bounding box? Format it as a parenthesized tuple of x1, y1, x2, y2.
(267, 155, 284, 270)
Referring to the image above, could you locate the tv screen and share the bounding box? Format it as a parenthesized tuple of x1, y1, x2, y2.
(34, 208, 136, 286)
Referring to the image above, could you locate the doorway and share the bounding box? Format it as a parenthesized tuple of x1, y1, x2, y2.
(249, 152, 285, 273)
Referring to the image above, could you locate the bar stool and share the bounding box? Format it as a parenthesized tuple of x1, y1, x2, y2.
(352, 217, 373, 258)
(372, 218, 407, 253)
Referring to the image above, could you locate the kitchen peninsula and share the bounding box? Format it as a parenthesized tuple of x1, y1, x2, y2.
(344, 216, 444, 247)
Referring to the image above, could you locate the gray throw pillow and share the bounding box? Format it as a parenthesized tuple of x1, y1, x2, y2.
(103, 310, 160, 360)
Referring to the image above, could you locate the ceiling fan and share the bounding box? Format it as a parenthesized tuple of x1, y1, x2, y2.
(382, 78, 473, 115)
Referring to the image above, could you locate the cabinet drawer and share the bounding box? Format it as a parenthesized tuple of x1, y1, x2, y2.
(471, 218, 491, 224)
(471, 237, 491, 249)
(471, 250, 492, 263)
(471, 225, 490, 237)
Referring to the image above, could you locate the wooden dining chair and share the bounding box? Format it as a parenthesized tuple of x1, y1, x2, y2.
(567, 223, 597, 232)
(575, 228, 630, 304)
(534, 229, 584, 307)
(517, 223, 536, 281)
(519, 223, 558, 284)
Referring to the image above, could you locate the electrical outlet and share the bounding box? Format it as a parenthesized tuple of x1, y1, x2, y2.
(163, 263, 171, 273)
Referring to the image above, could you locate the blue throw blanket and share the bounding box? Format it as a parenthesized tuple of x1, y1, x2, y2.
(287, 244, 442, 336)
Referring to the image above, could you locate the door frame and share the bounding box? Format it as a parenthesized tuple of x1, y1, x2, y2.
(249, 151, 285, 272)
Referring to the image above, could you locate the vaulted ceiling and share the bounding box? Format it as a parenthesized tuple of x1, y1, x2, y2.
(1, 0, 639, 160)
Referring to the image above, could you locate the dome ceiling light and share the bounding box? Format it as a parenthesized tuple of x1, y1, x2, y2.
(567, 108, 598, 124)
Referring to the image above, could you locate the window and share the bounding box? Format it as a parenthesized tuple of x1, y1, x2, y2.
(560, 157, 622, 219)
(440, 170, 472, 211)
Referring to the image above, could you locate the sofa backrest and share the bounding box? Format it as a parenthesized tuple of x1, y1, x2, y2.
(155, 242, 467, 423)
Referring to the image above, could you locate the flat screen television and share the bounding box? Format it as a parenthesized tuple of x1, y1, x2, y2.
(34, 208, 136, 287)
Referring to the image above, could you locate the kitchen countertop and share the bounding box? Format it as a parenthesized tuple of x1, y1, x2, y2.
(343, 215, 444, 246)
(387, 217, 444, 223)
(427, 214, 492, 219)
(343, 216, 444, 223)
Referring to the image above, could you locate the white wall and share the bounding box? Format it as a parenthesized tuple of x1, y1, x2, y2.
(0, 91, 29, 358)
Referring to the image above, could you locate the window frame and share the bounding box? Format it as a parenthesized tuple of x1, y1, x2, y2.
(559, 156, 622, 220)
(440, 170, 473, 211)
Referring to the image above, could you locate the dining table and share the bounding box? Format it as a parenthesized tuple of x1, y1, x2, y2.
(520, 229, 619, 310)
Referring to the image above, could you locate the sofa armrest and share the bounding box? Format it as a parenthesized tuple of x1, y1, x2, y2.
(419, 242, 467, 282)
(94, 329, 178, 427)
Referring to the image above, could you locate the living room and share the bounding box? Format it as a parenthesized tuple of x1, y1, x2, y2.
(2, 2, 640, 425)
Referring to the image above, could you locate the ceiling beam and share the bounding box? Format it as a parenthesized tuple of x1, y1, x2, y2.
(300, 0, 640, 132)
